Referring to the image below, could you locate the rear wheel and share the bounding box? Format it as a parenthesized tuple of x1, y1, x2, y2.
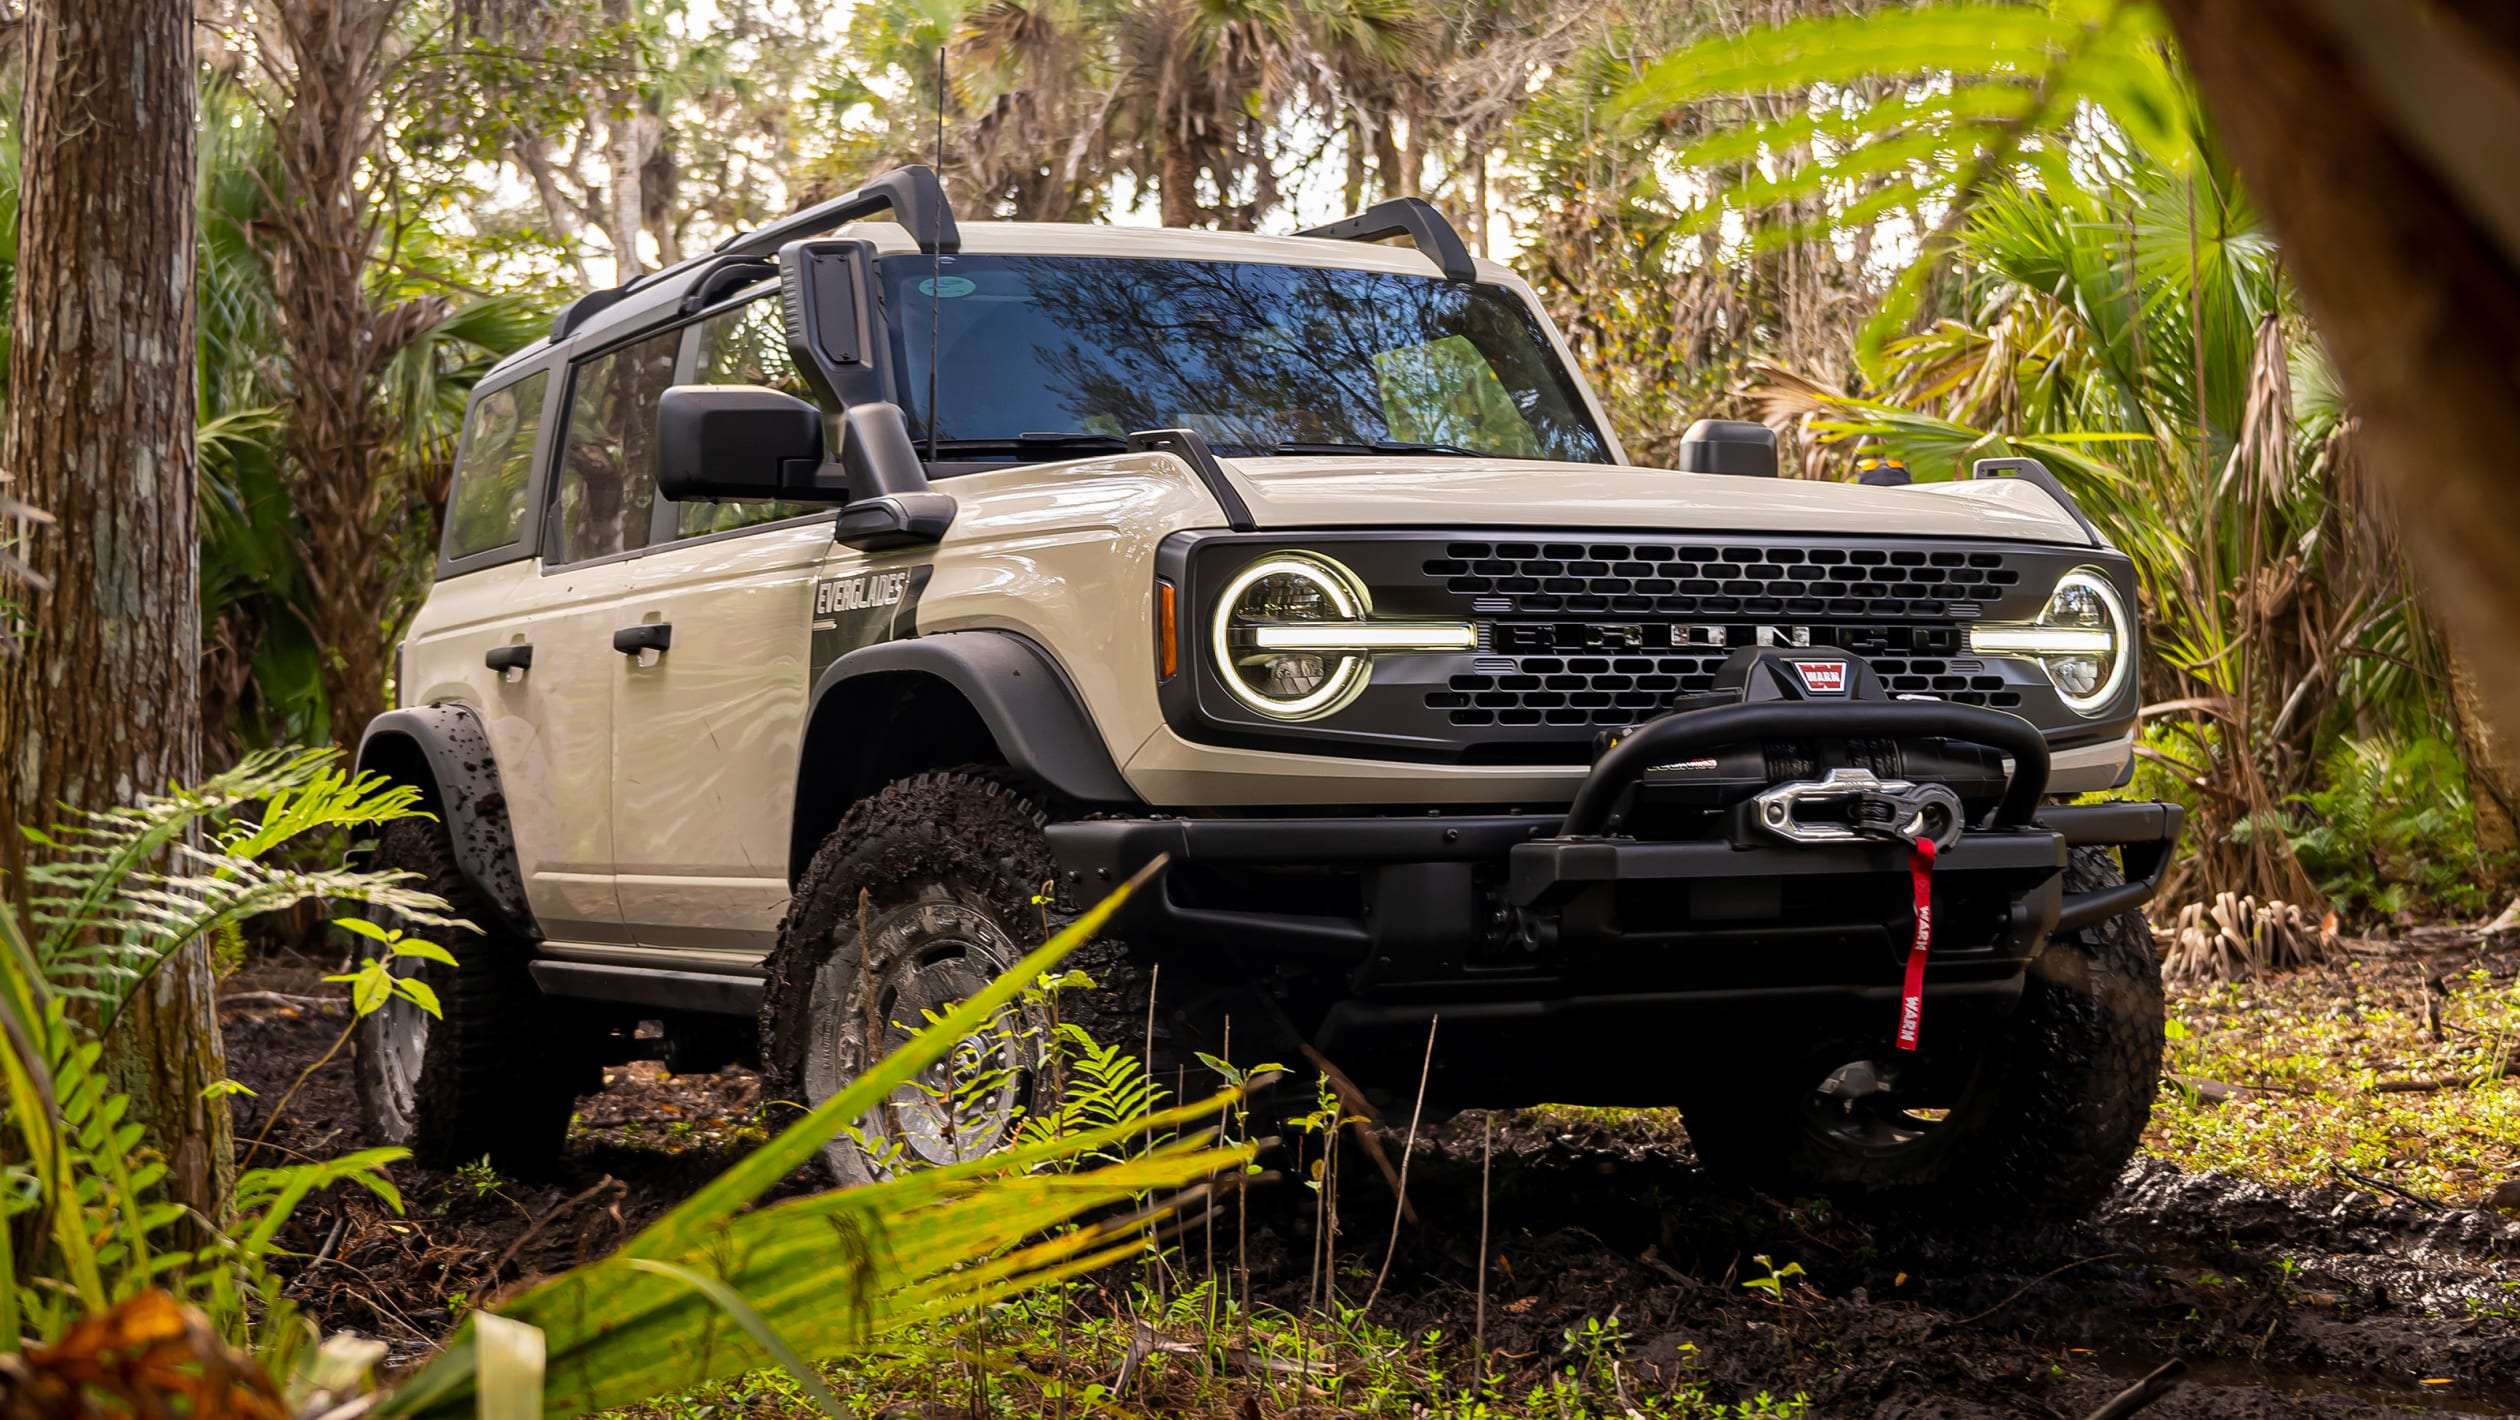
(353, 816, 577, 1171)
(1682, 847, 2164, 1220)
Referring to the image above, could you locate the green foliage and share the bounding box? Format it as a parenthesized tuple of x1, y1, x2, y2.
(20, 748, 450, 1024)
(0, 748, 443, 1382)
(1018, 1021, 1171, 1159)
(2154, 963, 2520, 1202)
(382, 869, 1254, 1420)
(2248, 738, 2507, 922)
(1607, 0, 2187, 367)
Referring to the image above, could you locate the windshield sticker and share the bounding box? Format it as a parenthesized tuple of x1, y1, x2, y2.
(809, 564, 931, 679)
(916, 275, 976, 298)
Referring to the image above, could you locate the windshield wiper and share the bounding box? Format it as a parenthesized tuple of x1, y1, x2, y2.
(1268, 439, 1484, 458)
(929, 432, 1133, 457)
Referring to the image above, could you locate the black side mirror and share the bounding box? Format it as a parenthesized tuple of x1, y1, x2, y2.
(656, 384, 839, 502)
(1675, 419, 1778, 477)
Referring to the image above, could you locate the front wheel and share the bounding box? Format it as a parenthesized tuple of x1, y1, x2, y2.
(1682, 846, 2165, 1220)
(758, 770, 1061, 1188)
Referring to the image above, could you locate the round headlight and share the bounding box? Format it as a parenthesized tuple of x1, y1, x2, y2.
(1211, 553, 1373, 719)
(2042, 569, 2129, 711)
(1970, 566, 2131, 715)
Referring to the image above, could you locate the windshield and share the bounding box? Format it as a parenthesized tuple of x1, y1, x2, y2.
(879, 253, 1612, 464)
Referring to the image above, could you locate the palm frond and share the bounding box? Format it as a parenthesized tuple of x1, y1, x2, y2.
(384, 863, 1254, 1420)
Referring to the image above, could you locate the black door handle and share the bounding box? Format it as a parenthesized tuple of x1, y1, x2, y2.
(485, 643, 533, 673)
(613, 622, 672, 656)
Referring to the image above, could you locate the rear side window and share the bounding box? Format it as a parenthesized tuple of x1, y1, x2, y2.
(442, 370, 548, 561)
(672, 297, 823, 539)
(550, 329, 679, 564)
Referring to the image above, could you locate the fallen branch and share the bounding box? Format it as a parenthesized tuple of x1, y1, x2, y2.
(218, 990, 343, 1012)
(2370, 1057, 2519, 1094)
(1114, 1318, 1336, 1394)
(1938, 1253, 2130, 1331)
(482, 1175, 624, 1287)
(2333, 1165, 2449, 1211)
(2083, 1358, 2186, 1420)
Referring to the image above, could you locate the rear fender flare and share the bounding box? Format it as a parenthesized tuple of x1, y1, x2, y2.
(355, 704, 538, 939)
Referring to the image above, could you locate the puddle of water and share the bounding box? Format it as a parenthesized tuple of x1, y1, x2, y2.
(2093, 1351, 2520, 1416)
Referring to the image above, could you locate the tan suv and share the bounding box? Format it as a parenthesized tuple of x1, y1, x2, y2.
(354, 167, 2180, 1216)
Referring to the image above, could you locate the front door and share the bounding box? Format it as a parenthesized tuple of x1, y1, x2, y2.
(608, 290, 849, 959)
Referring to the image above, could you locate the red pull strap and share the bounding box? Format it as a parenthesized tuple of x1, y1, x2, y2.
(1895, 836, 1938, 1052)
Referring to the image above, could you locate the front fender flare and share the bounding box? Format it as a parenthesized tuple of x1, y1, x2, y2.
(355, 704, 537, 939)
(804, 629, 1137, 803)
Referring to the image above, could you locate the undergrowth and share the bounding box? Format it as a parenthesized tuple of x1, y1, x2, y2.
(2148, 949, 2520, 1206)
(2235, 736, 2511, 922)
(615, 1276, 1807, 1419)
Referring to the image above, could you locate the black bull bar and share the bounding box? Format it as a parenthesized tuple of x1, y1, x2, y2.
(1046, 700, 2183, 966)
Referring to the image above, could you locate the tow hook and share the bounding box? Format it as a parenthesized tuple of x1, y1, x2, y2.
(1817, 1058, 1898, 1105)
(1749, 767, 1965, 851)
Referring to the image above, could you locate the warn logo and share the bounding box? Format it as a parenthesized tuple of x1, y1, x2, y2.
(1792, 659, 1850, 695)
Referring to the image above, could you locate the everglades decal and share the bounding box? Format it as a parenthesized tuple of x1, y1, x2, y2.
(810, 564, 931, 678)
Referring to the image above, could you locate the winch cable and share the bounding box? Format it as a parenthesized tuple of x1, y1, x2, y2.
(1896, 835, 1938, 1052)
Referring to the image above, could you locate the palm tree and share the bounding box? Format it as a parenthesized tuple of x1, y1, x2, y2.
(1753, 137, 2462, 905)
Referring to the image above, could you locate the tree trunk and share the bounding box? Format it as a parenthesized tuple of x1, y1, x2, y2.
(2157, 0, 2520, 732)
(256, 0, 436, 751)
(1159, 141, 1200, 228)
(0, 0, 224, 1220)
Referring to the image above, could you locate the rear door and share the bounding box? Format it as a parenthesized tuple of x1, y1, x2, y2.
(492, 323, 683, 946)
(609, 291, 850, 958)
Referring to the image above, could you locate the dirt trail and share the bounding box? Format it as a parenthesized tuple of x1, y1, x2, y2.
(222, 960, 2520, 1417)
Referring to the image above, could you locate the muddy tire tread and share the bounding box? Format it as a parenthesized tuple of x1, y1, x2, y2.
(353, 816, 576, 1172)
(756, 768, 1057, 1145)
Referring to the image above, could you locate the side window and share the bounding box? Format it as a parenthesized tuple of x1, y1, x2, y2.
(443, 369, 548, 561)
(673, 297, 823, 539)
(550, 329, 680, 565)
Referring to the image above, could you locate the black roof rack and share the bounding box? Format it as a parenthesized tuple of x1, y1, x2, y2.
(548, 165, 961, 342)
(1296, 197, 1476, 282)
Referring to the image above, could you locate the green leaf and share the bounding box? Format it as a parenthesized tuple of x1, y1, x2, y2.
(395, 977, 445, 1020)
(349, 963, 392, 1016)
(337, 916, 396, 944)
(390, 939, 460, 967)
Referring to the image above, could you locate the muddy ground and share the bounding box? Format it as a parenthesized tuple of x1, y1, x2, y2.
(223, 953, 2520, 1418)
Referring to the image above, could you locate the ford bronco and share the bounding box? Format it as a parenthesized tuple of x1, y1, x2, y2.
(353, 166, 2181, 1217)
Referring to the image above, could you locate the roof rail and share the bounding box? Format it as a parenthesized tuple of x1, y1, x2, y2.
(549, 166, 961, 342)
(718, 164, 959, 261)
(1296, 197, 1476, 282)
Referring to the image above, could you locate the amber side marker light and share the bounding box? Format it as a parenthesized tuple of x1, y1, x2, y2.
(1157, 579, 1179, 679)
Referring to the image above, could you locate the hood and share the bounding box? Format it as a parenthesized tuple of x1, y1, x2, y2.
(1212, 455, 2096, 546)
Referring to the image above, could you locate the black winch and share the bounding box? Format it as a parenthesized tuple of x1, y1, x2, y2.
(1594, 646, 2013, 846)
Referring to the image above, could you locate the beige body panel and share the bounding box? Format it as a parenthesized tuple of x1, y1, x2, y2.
(1214, 455, 2093, 545)
(404, 559, 636, 942)
(611, 520, 846, 950)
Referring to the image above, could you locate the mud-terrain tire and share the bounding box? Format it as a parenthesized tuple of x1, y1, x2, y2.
(352, 816, 577, 1172)
(760, 769, 1073, 1188)
(1682, 846, 2164, 1220)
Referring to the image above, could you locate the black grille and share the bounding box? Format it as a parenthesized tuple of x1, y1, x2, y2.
(1422, 539, 2028, 728)
(1424, 539, 2022, 619)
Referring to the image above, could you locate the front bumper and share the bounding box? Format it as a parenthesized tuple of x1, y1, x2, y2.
(1049, 698, 2181, 1100)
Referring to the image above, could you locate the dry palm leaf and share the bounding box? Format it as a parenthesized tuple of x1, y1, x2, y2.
(0, 1291, 289, 1420)
(2158, 892, 2338, 983)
